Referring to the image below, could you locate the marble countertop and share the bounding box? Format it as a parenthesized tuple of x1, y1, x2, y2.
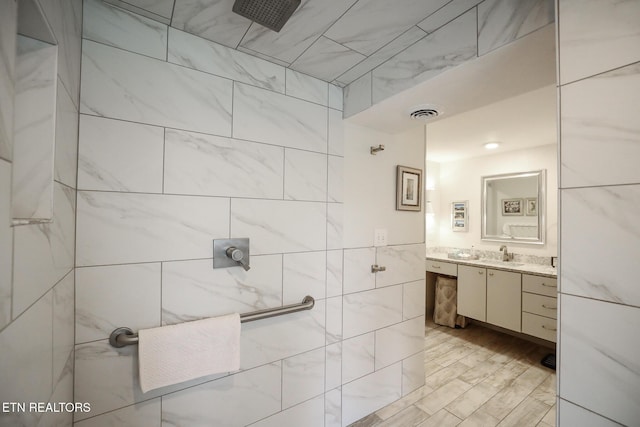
(426, 253, 557, 278)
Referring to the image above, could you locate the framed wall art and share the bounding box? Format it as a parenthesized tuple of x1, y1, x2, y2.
(396, 165, 422, 211)
(452, 201, 468, 232)
(502, 198, 523, 216)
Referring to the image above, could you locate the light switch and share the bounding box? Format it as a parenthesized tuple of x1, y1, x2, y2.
(374, 228, 387, 247)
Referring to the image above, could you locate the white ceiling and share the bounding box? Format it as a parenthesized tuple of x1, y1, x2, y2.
(103, 0, 484, 85)
(346, 24, 558, 163)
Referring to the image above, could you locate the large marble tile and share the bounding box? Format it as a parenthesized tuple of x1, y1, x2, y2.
(283, 251, 326, 303)
(233, 82, 327, 153)
(78, 115, 164, 193)
(286, 69, 328, 106)
(342, 333, 375, 384)
(559, 0, 640, 84)
(328, 84, 343, 111)
(161, 255, 282, 326)
(54, 80, 79, 188)
(343, 247, 376, 295)
(282, 348, 325, 409)
(343, 285, 403, 339)
(284, 149, 327, 202)
(52, 272, 74, 387)
(251, 394, 325, 427)
(477, 0, 554, 56)
(403, 280, 426, 320)
(113, 0, 174, 19)
(402, 351, 426, 396)
(561, 185, 640, 307)
(559, 294, 640, 427)
(325, 387, 342, 427)
(328, 156, 344, 203)
(39, 0, 82, 107)
(0, 160, 12, 329)
(372, 9, 477, 105)
(0, 0, 17, 161)
(13, 183, 75, 316)
(328, 109, 344, 156)
(343, 72, 372, 118)
(418, 0, 483, 34)
(81, 40, 232, 137)
(560, 62, 640, 188)
(83, 0, 168, 60)
(326, 250, 343, 298)
(240, 299, 325, 370)
(168, 27, 285, 93)
(76, 191, 229, 266)
(327, 203, 343, 251)
(12, 36, 57, 221)
(239, 0, 358, 64)
(74, 398, 161, 427)
(237, 45, 291, 68)
(558, 398, 622, 427)
(290, 36, 366, 83)
(326, 296, 343, 344)
(375, 243, 426, 288)
(75, 263, 161, 344)
(230, 199, 326, 255)
(342, 363, 402, 426)
(374, 317, 425, 370)
(171, 0, 252, 49)
(161, 363, 282, 426)
(335, 26, 427, 86)
(164, 128, 284, 199)
(325, 0, 447, 56)
(326, 342, 342, 391)
(43, 350, 74, 427)
(0, 292, 53, 427)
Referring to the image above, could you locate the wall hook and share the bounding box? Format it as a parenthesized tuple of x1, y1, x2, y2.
(370, 144, 385, 155)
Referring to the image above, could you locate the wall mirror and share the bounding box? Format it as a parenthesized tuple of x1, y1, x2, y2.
(481, 170, 546, 244)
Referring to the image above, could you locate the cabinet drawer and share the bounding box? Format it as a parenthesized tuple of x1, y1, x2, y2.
(426, 260, 457, 276)
(523, 293, 557, 319)
(523, 274, 557, 297)
(522, 312, 557, 342)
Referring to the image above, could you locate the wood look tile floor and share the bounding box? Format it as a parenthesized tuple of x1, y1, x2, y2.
(350, 321, 556, 427)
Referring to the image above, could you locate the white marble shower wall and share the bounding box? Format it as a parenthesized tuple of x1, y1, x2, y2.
(0, 0, 81, 426)
(343, 0, 555, 117)
(557, 0, 640, 425)
(72, 1, 372, 426)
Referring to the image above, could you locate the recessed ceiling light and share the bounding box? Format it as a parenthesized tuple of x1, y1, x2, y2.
(484, 142, 500, 150)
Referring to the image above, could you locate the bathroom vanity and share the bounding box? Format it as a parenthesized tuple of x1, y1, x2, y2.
(426, 254, 557, 343)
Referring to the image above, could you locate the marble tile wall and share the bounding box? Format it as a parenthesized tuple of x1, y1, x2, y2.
(557, 0, 640, 425)
(344, 0, 554, 117)
(0, 1, 81, 426)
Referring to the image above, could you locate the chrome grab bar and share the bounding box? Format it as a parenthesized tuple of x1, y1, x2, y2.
(109, 295, 315, 348)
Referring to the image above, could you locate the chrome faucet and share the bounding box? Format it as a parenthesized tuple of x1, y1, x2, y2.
(499, 245, 512, 261)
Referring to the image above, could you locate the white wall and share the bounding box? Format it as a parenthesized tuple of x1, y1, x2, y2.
(557, 0, 640, 425)
(428, 144, 557, 257)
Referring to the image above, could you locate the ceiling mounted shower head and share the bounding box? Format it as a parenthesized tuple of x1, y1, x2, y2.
(407, 104, 442, 121)
(232, 0, 301, 32)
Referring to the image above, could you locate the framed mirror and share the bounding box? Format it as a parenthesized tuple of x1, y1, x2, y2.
(481, 170, 546, 244)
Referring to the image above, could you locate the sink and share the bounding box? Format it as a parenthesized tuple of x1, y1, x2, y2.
(480, 259, 524, 267)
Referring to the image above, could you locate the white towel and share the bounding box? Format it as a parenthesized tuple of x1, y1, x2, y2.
(138, 313, 241, 393)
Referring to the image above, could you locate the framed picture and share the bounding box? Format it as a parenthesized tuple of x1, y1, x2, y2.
(526, 198, 538, 216)
(452, 201, 468, 232)
(396, 165, 422, 211)
(502, 198, 523, 216)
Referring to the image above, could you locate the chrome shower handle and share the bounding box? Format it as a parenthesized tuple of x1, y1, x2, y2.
(226, 247, 250, 271)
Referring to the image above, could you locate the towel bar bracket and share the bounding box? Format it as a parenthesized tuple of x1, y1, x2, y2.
(110, 327, 137, 348)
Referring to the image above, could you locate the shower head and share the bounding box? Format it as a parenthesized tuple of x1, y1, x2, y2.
(232, 0, 301, 32)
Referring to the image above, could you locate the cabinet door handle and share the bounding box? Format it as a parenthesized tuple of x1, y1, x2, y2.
(542, 325, 557, 331)
(478, 271, 484, 275)
(431, 265, 441, 269)
(488, 272, 494, 276)
(541, 282, 556, 287)
(542, 304, 557, 310)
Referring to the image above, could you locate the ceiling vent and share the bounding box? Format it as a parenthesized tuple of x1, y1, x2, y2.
(232, 0, 301, 32)
(408, 104, 442, 121)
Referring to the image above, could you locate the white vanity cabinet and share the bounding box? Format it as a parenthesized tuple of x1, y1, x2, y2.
(457, 265, 486, 321)
(487, 269, 521, 332)
(521, 275, 557, 342)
